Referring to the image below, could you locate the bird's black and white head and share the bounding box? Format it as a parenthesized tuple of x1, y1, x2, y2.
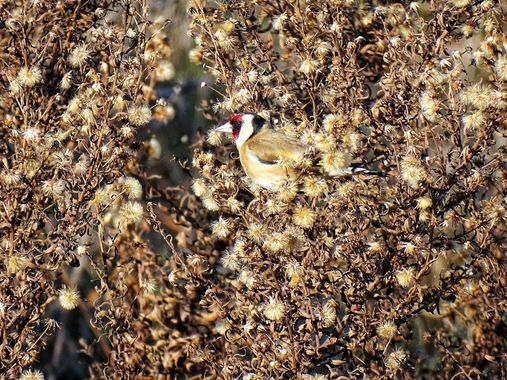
(215, 113, 267, 148)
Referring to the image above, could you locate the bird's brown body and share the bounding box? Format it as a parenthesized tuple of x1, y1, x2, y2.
(238, 126, 308, 189)
(216, 113, 382, 190)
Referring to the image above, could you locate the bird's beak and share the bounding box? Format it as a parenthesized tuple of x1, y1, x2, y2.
(215, 122, 233, 133)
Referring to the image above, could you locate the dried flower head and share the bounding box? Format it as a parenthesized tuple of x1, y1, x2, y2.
(211, 217, 231, 239)
(127, 105, 152, 126)
(20, 369, 45, 380)
(58, 287, 80, 310)
(396, 268, 415, 288)
(400, 155, 426, 188)
(119, 176, 143, 199)
(321, 151, 351, 176)
(262, 296, 286, 321)
(377, 321, 398, 340)
(299, 57, 319, 75)
(7, 255, 28, 273)
(69, 43, 90, 67)
(17, 66, 43, 87)
(293, 206, 316, 229)
(386, 349, 408, 371)
(118, 201, 144, 228)
(416, 196, 432, 210)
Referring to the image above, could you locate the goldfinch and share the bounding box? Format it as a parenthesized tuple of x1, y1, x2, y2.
(215, 113, 383, 190)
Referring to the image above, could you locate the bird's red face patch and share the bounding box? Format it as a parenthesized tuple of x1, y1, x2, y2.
(230, 114, 243, 140)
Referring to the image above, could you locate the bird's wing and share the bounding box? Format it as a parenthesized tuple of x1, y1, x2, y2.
(244, 131, 309, 164)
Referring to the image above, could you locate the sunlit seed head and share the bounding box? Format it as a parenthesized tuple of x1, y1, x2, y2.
(314, 132, 336, 152)
(494, 55, 507, 81)
(461, 23, 474, 37)
(233, 239, 247, 255)
(202, 194, 220, 211)
(452, 0, 471, 6)
(396, 268, 415, 288)
(420, 91, 439, 121)
(20, 369, 45, 380)
(119, 176, 142, 199)
(400, 155, 426, 188)
(17, 66, 42, 87)
(41, 179, 66, 198)
(322, 151, 351, 176)
(263, 296, 286, 321)
(58, 287, 80, 310)
(321, 300, 337, 327)
(214, 29, 234, 51)
(191, 178, 208, 197)
(211, 217, 231, 239)
(1, 170, 21, 186)
(118, 201, 144, 228)
(247, 69, 259, 83)
(316, 41, 332, 58)
(7, 255, 28, 273)
(69, 43, 90, 67)
(264, 232, 286, 253)
(272, 13, 287, 31)
(233, 88, 251, 105)
(265, 198, 287, 215)
(278, 180, 298, 203)
(343, 131, 362, 153)
(377, 320, 398, 339)
(147, 136, 162, 159)
(336, 181, 355, 198)
(67, 96, 81, 114)
(9, 78, 22, 94)
(226, 198, 243, 213)
(23, 127, 41, 142)
(127, 105, 152, 126)
(284, 261, 303, 286)
(206, 128, 223, 146)
(299, 57, 319, 75)
(120, 126, 135, 139)
(80, 108, 95, 125)
(139, 279, 157, 294)
(303, 176, 328, 198)
(215, 318, 230, 335)
(386, 349, 408, 371)
(76, 245, 87, 256)
(220, 19, 235, 34)
(416, 195, 432, 210)
(188, 47, 203, 63)
(293, 206, 316, 229)
(390, 36, 401, 48)
(460, 83, 497, 110)
(247, 222, 265, 243)
(238, 270, 256, 289)
(60, 71, 73, 90)
(409, 2, 420, 12)
(91, 187, 110, 207)
(154, 60, 175, 81)
(220, 251, 239, 271)
(462, 111, 486, 133)
(399, 241, 417, 255)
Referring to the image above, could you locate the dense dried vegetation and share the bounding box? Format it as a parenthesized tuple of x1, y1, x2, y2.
(0, 0, 506, 379)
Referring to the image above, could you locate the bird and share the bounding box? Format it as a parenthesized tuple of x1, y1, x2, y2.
(215, 113, 383, 191)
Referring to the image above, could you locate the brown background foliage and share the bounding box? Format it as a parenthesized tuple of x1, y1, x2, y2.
(0, 0, 506, 379)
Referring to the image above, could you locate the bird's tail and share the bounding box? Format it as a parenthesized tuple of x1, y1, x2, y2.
(326, 165, 385, 177)
(347, 165, 385, 177)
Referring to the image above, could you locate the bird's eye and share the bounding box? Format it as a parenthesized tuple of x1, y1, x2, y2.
(232, 122, 241, 139)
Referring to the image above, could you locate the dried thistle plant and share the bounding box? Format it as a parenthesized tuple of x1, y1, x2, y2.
(0, 0, 176, 377)
(182, 0, 506, 378)
(1, 0, 506, 379)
